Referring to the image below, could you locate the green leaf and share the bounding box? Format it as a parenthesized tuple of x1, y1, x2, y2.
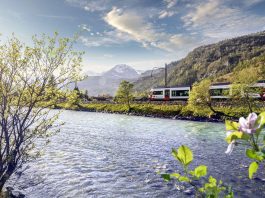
(249, 161, 259, 179)
(208, 176, 217, 185)
(161, 174, 171, 182)
(225, 131, 249, 143)
(194, 165, 208, 178)
(172, 148, 181, 162)
(170, 173, 180, 179)
(172, 145, 193, 166)
(255, 112, 265, 134)
(246, 149, 264, 161)
(178, 176, 190, 182)
(258, 112, 265, 126)
(225, 120, 240, 131)
(189, 170, 195, 176)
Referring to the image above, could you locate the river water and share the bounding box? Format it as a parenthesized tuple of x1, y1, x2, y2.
(8, 110, 265, 197)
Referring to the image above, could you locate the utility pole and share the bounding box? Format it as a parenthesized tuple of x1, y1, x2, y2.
(165, 63, 167, 87)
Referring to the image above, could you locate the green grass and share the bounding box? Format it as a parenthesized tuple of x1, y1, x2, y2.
(56, 102, 265, 121)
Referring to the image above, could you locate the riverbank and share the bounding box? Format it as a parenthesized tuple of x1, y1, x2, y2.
(55, 102, 265, 122)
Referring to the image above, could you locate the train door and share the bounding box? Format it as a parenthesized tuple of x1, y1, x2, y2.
(164, 89, 170, 101)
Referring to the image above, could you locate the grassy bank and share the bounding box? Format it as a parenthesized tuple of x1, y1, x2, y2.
(56, 102, 265, 122)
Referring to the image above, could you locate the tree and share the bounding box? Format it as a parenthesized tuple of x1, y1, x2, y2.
(115, 80, 134, 110)
(231, 67, 260, 113)
(0, 32, 83, 191)
(187, 79, 231, 118)
(187, 79, 212, 115)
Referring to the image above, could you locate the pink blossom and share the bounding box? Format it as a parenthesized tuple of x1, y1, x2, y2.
(239, 113, 259, 134)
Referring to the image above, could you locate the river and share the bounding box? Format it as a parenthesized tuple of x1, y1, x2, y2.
(8, 110, 265, 197)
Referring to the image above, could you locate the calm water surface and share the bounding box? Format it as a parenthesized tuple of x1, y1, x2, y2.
(9, 110, 265, 197)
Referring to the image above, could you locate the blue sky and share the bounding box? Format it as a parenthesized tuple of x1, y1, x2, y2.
(1, 0, 265, 73)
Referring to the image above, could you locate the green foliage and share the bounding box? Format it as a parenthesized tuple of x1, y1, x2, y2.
(199, 176, 230, 198)
(187, 79, 212, 114)
(225, 131, 249, 144)
(115, 80, 134, 110)
(172, 145, 193, 166)
(162, 145, 232, 197)
(56, 101, 265, 122)
(246, 149, 264, 161)
(225, 120, 240, 131)
(193, 165, 208, 178)
(0, 32, 83, 190)
(249, 162, 259, 179)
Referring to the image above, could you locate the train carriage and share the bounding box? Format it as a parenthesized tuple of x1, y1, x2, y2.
(209, 83, 231, 99)
(149, 80, 265, 101)
(149, 86, 190, 101)
(149, 88, 165, 100)
(170, 86, 190, 100)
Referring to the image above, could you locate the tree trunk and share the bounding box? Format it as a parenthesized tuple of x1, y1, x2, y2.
(0, 153, 17, 192)
(0, 173, 10, 192)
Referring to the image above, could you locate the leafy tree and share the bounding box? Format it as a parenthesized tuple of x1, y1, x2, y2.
(231, 67, 260, 113)
(187, 79, 212, 113)
(187, 79, 229, 118)
(115, 80, 134, 110)
(0, 33, 83, 191)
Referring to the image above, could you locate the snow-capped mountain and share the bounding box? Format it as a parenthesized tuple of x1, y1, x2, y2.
(76, 64, 142, 96)
(102, 64, 139, 79)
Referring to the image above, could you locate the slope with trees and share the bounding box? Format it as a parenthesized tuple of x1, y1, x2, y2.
(134, 31, 265, 92)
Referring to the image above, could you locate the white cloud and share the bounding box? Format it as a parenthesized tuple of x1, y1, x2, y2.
(104, 7, 156, 44)
(79, 29, 133, 48)
(182, 0, 221, 26)
(158, 10, 177, 19)
(182, 0, 265, 41)
(164, 0, 177, 9)
(158, 0, 178, 19)
(103, 7, 193, 52)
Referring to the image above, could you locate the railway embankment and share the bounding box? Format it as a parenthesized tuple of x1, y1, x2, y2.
(55, 102, 265, 122)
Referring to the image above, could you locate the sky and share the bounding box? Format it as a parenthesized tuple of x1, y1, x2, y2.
(1, 0, 265, 74)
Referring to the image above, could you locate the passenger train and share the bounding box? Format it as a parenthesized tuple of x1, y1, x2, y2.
(149, 80, 265, 101)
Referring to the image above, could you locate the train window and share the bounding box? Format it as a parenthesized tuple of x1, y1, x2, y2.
(210, 89, 229, 96)
(171, 90, 189, 97)
(152, 91, 163, 95)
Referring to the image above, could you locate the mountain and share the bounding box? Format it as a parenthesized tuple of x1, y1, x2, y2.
(102, 64, 139, 79)
(76, 64, 140, 96)
(85, 70, 100, 76)
(134, 31, 265, 92)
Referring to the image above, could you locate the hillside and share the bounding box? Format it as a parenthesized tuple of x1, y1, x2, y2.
(133, 31, 265, 92)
